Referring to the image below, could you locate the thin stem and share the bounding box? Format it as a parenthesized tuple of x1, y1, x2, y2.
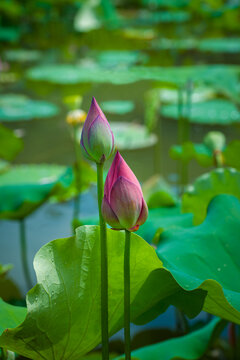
(175, 308, 189, 334)
(1, 348, 6, 360)
(72, 125, 82, 232)
(97, 163, 109, 360)
(214, 151, 224, 168)
(124, 230, 131, 360)
(229, 322, 237, 360)
(19, 219, 32, 289)
(177, 86, 184, 145)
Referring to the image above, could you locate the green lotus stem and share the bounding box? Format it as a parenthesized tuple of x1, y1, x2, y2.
(72, 125, 82, 232)
(229, 322, 237, 360)
(124, 229, 131, 360)
(214, 151, 224, 168)
(97, 163, 109, 360)
(19, 219, 32, 289)
(175, 308, 189, 334)
(178, 83, 192, 191)
(185, 79, 192, 143)
(177, 86, 184, 145)
(1, 348, 7, 360)
(177, 87, 188, 191)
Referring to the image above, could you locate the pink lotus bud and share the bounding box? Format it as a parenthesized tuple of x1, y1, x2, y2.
(80, 97, 114, 164)
(101, 151, 148, 231)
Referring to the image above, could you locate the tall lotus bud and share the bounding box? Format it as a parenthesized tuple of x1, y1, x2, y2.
(80, 97, 114, 164)
(102, 151, 148, 231)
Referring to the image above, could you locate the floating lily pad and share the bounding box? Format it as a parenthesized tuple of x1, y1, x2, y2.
(224, 140, 240, 171)
(142, 175, 178, 208)
(151, 38, 197, 50)
(0, 27, 20, 42)
(1, 195, 240, 358)
(170, 142, 213, 167)
(122, 28, 156, 40)
(100, 100, 135, 115)
(182, 168, 240, 225)
(0, 123, 23, 161)
(161, 99, 240, 125)
(0, 164, 73, 220)
(26, 64, 240, 87)
(199, 38, 240, 53)
(170, 132, 231, 168)
(142, 0, 190, 8)
(4, 49, 42, 63)
(137, 10, 191, 25)
(0, 72, 17, 84)
(159, 86, 215, 104)
(0, 94, 59, 122)
(137, 204, 193, 243)
(96, 51, 148, 67)
(112, 122, 158, 150)
(115, 317, 225, 360)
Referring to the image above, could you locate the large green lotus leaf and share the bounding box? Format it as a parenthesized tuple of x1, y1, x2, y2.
(0, 299, 27, 335)
(199, 38, 240, 53)
(4, 49, 42, 63)
(0, 164, 73, 220)
(182, 168, 240, 225)
(161, 99, 240, 125)
(1, 197, 240, 359)
(170, 142, 213, 167)
(155, 194, 240, 324)
(26, 64, 240, 86)
(96, 51, 148, 67)
(224, 140, 240, 171)
(115, 317, 225, 360)
(0, 123, 23, 161)
(0, 226, 166, 359)
(100, 100, 135, 115)
(137, 205, 193, 243)
(0, 94, 59, 121)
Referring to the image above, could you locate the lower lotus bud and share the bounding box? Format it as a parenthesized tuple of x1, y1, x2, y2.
(101, 151, 148, 231)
